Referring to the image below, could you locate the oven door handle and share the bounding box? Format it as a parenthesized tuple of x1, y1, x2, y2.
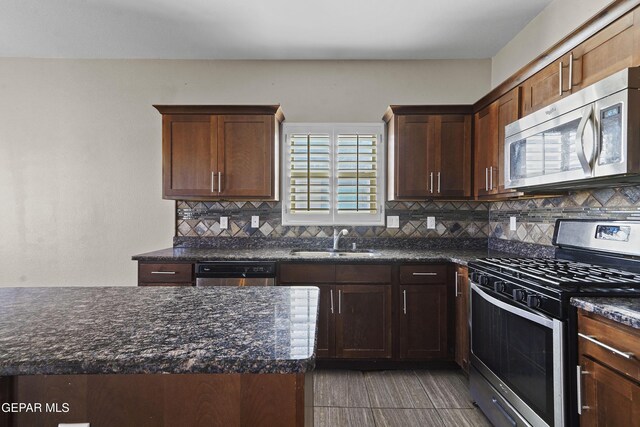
(471, 282, 554, 329)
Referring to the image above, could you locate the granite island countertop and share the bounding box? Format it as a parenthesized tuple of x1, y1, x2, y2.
(132, 247, 512, 266)
(0, 286, 319, 376)
(571, 297, 640, 330)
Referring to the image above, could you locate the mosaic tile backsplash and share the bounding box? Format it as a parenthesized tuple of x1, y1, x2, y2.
(489, 185, 640, 247)
(176, 201, 490, 240)
(175, 185, 640, 250)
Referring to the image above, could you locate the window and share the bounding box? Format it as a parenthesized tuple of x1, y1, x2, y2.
(282, 123, 385, 225)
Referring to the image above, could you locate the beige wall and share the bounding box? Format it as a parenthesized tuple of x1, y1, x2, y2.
(491, 0, 613, 88)
(0, 58, 490, 287)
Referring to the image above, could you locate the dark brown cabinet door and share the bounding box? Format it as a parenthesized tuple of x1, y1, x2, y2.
(496, 88, 521, 195)
(454, 266, 469, 372)
(474, 103, 498, 197)
(162, 114, 217, 198)
(316, 284, 335, 358)
(579, 357, 640, 427)
(217, 115, 274, 198)
(521, 53, 570, 116)
(335, 284, 392, 359)
(571, 12, 640, 92)
(395, 115, 436, 198)
(435, 115, 471, 198)
(399, 284, 448, 360)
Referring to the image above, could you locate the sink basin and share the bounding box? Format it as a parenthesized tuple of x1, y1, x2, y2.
(290, 250, 378, 258)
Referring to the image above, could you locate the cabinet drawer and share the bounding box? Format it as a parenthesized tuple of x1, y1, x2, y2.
(335, 265, 391, 283)
(400, 265, 448, 284)
(139, 263, 193, 283)
(279, 264, 335, 283)
(578, 310, 640, 383)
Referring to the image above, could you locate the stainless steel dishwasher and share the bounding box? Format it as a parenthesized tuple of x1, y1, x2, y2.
(195, 261, 277, 286)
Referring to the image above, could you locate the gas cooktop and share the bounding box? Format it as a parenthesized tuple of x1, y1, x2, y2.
(474, 257, 640, 290)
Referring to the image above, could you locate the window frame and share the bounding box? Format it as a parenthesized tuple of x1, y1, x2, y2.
(282, 123, 385, 226)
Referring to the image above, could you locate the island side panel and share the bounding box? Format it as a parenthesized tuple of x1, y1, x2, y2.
(9, 373, 309, 427)
(1, 377, 12, 427)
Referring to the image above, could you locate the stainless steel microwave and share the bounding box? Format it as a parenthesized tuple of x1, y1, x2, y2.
(504, 67, 640, 190)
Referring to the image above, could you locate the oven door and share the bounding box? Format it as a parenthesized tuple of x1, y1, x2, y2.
(470, 283, 565, 426)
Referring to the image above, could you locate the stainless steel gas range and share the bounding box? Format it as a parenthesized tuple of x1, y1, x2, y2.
(468, 219, 640, 427)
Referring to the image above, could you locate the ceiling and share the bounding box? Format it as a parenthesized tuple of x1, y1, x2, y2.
(0, 0, 552, 60)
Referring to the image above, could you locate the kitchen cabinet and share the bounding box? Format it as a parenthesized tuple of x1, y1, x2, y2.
(454, 265, 469, 372)
(521, 11, 640, 116)
(474, 88, 521, 199)
(138, 262, 194, 286)
(398, 265, 450, 360)
(577, 309, 640, 426)
(384, 106, 472, 201)
(335, 284, 393, 358)
(155, 105, 284, 201)
(521, 53, 571, 117)
(279, 263, 392, 359)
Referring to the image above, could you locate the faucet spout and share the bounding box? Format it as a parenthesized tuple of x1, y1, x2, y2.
(333, 229, 348, 250)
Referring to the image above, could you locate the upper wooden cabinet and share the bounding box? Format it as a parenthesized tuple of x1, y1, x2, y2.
(521, 10, 640, 116)
(384, 106, 472, 201)
(155, 105, 284, 201)
(474, 88, 521, 199)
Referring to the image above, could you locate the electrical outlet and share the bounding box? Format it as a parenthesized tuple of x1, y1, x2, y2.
(387, 216, 400, 228)
(220, 216, 229, 230)
(427, 216, 436, 229)
(510, 216, 517, 231)
(251, 216, 260, 228)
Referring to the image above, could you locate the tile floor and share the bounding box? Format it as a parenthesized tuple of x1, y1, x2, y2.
(313, 369, 492, 427)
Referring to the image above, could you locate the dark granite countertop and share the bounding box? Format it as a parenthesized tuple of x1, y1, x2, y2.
(132, 247, 511, 266)
(0, 286, 319, 376)
(571, 297, 640, 330)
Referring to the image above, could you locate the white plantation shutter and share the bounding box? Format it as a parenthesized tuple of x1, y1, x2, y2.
(289, 134, 331, 213)
(336, 133, 378, 214)
(283, 124, 384, 226)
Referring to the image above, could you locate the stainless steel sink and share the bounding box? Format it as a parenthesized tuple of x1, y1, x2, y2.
(290, 249, 378, 258)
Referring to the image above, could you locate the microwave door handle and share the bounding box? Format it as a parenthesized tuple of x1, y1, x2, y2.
(576, 104, 594, 175)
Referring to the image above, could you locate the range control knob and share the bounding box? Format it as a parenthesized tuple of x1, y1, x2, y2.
(470, 272, 479, 283)
(493, 281, 506, 293)
(526, 294, 542, 308)
(479, 274, 489, 286)
(512, 289, 526, 302)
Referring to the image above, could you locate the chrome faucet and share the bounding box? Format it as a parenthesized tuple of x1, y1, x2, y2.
(333, 228, 348, 250)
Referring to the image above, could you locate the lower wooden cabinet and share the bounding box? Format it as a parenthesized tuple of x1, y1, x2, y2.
(399, 284, 447, 359)
(454, 265, 470, 372)
(336, 284, 392, 359)
(578, 357, 640, 427)
(577, 309, 640, 425)
(137, 262, 194, 286)
(280, 263, 393, 360)
(398, 264, 451, 360)
(315, 284, 335, 358)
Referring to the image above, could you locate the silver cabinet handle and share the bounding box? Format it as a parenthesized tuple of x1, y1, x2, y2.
(413, 272, 437, 276)
(578, 333, 634, 359)
(150, 271, 176, 275)
(211, 171, 215, 193)
(455, 273, 459, 297)
(485, 167, 489, 191)
(559, 60, 563, 96)
(330, 289, 334, 314)
(429, 172, 434, 193)
(218, 172, 222, 193)
(569, 53, 574, 91)
(576, 365, 592, 414)
(338, 289, 342, 314)
(437, 172, 441, 194)
(403, 289, 407, 314)
(489, 166, 493, 190)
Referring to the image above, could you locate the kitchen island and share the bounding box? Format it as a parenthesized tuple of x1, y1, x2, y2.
(0, 286, 318, 426)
